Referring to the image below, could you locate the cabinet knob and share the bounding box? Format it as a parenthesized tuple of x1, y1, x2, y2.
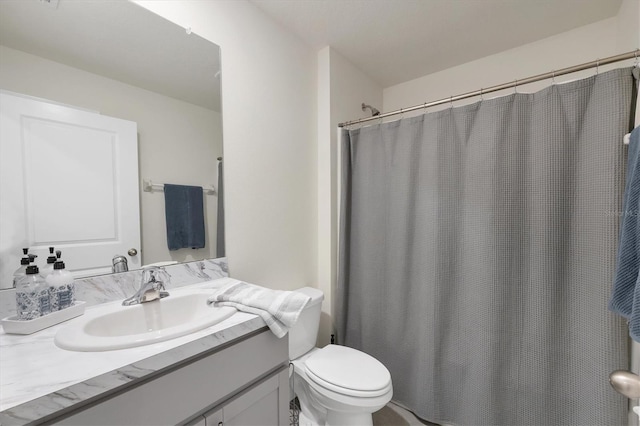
(128, 248, 138, 256)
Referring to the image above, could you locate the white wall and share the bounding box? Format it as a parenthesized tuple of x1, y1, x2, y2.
(317, 47, 382, 345)
(616, 0, 640, 53)
(136, 1, 318, 290)
(0, 45, 222, 267)
(384, 2, 638, 113)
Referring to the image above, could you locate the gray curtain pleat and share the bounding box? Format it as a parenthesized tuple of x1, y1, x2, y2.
(337, 68, 635, 426)
(216, 158, 225, 257)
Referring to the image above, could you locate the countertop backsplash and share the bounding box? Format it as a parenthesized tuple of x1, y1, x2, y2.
(0, 257, 228, 320)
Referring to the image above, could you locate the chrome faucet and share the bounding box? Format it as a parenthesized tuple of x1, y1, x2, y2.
(112, 255, 128, 273)
(122, 266, 170, 306)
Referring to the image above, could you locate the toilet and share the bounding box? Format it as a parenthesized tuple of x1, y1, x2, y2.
(289, 287, 393, 426)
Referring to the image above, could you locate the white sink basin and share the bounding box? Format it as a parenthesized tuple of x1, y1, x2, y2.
(55, 289, 236, 352)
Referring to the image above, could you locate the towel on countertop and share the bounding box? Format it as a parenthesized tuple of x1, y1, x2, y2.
(207, 281, 311, 338)
(610, 126, 640, 341)
(164, 184, 206, 251)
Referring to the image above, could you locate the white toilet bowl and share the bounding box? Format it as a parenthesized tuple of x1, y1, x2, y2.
(289, 288, 393, 426)
(292, 345, 393, 425)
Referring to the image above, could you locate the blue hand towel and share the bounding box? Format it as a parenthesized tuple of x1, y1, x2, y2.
(610, 126, 640, 341)
(163, 184, 206, 251)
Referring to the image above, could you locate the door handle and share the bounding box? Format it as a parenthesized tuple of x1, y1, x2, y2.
(610, 370, 640, 398)
(128, 248, 138, 256)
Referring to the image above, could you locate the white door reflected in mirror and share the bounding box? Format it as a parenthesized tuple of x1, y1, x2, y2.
(0, 92, 141, 288)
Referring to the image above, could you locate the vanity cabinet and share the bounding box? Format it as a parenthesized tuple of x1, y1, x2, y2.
(49, 328, 289, 425)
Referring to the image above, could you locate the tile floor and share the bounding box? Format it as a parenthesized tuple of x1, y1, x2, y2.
(290, 400, 437, 426)
(373, 402, 437, 425)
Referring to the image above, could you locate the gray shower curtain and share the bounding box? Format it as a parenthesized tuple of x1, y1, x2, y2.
(337, 68, 636, 425)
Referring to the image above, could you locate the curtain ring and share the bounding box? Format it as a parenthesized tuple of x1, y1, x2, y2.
(552, 70, 556, 85)
(480, 88, 484, 100)
(514, 79, 518, 94)
(423, 102, 428, 113)
(449, 95, 453, 109)
(596, 59, 600, 75)
(634, 49, 639, 67)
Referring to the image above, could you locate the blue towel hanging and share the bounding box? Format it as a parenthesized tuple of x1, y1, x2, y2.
(610, 126, 640, 341)
(163, 184, 206, 251)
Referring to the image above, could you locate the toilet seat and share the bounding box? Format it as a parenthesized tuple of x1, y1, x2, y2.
(304, 345, 391, 398)
(305, 367, 393, 399)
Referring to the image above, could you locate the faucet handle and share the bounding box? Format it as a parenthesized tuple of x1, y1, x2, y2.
(122, 266, 171, 306)
(142, 266, 170, 290)
(156, 267, 171, 289)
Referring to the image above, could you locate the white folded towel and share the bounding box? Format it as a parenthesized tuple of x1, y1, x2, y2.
(207, 281, 311, 338)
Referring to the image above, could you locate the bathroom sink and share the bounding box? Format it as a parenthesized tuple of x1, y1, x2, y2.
(54, 289, 236, 351)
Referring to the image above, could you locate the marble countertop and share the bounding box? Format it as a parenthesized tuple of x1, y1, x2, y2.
(0, 277, 267, 426)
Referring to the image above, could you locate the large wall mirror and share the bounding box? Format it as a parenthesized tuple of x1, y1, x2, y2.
(0, 0, 224, 289)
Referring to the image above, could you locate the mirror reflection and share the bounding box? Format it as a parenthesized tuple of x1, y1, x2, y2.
(0, 0, 224, 289)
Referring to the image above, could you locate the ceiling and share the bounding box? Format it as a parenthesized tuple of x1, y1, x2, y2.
(250, 0, 622, 87)
(0, 1, 622, 104)
(0, 0, 221, 111)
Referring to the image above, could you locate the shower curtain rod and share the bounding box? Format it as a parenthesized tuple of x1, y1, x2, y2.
(338, 49, 639, 128)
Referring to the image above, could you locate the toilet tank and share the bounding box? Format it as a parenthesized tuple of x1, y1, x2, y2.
(289, 287, 324, 359)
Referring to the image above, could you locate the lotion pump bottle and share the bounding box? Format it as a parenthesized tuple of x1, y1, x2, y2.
(16, 264, 50, 320)
(40, 247, 56, 279)
(46, 251, 75, 311)
(12, 248, 30, 288)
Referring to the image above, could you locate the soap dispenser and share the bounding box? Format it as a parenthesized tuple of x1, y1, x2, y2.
(16, 264, 50, 320)
(46, 250, 75, 311)
(40, 247, 57, 279)
(12, 248, 30, 288)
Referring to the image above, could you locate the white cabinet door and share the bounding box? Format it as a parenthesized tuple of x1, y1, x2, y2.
(203, 408, 222, 425)
(204, 370, 289, 426)
(0, 92, 140, 285)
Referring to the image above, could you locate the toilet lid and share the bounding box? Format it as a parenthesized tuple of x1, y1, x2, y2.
(305, 345, 391, 396)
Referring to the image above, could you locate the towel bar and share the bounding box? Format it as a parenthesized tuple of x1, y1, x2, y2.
(143, 179, 215, 195)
